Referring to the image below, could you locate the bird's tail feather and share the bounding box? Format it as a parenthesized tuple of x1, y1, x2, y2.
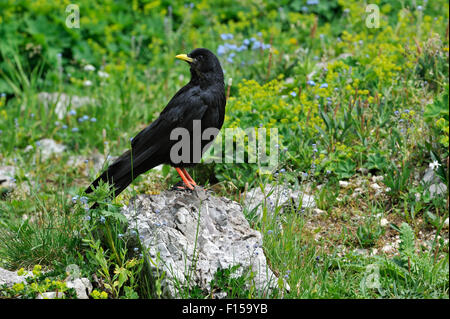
(85, 148, 162, 209)
(85, 150, 135, 198)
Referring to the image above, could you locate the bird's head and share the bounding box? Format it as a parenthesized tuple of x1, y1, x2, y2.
(176, 48, 224, 84)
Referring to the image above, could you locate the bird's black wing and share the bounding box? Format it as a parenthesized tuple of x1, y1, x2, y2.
(130, 85, 209, 168)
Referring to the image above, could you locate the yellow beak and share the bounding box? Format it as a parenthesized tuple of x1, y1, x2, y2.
(175, 54, 194, 63)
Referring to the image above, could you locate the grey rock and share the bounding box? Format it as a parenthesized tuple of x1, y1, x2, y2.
(66, 278, 93, 299)
(339, 181, 350, 188)
(429, 183, 447, 198)
(122, 189, 281, 298)
(25, 138, 66, 160)
(422, 167, 441, 185)
(244, 184, 315, 217)
(38, 92, 95, 119)
(0, 267, 30, 287)
(0, 166, 16, 189)
(422, 167, 447, 199)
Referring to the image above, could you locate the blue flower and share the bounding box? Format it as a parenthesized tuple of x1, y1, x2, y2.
(217, 44, 227, 56)
(243, 39, 250, 46)
(71, 127, 79, 133)
(220, 33, 233, 40)
(307, 80, 316, 86)
(68, 109, 76, 116)
(262, 43, 271, 50)
(302, 172, 308, 178)
(267, 230, 273, 234)
(320, 83, 328, 88)
(99, 216, 106, 223)
(90, 117, 97, 122)
(307, 0, 319, 5)
(280, 168, 286, 173)
(62, 125, 68, 129)
(252, 41, 262, 50)
(225, 43, 238, 51)
(290, 91, 297, 97)
(236, 45, 247, 52)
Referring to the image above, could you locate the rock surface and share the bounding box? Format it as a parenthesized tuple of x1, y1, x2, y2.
(24, 138, 66, 160)
(421, 167, 447, 199)
(38, 92, 95, 119)
(244, 184, 315, 217)
(0, 267, 30, 287)
(122, 189, 280, 298)
(66, 278, 93, 299)
(0, 166, 16, 190)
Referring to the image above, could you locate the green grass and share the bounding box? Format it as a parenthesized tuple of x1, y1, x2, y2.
(0, 0, 448, 299)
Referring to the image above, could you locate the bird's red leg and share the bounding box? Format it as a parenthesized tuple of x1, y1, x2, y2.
(181, 168, 197, 186)
(175, 167, 194, 190)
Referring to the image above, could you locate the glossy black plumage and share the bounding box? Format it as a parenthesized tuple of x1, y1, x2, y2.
(85, 48, 226, 199)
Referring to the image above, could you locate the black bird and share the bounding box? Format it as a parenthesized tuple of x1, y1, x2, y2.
(85, 48, 226, 201)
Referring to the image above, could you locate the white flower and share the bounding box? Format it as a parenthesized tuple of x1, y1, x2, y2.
(84, 64, 96, 72)
(429, 160, 441, 170)
(83, 80, 93, 87)
(98, 70, 110, 78)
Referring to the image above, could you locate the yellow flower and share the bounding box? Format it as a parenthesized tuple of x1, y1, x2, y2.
(32, 265, 42, 276)
(13, 282, 25, 292)
(17, 268, 25, 276)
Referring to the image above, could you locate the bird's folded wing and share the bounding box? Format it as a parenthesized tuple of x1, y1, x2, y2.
(130, 90, 209, 166)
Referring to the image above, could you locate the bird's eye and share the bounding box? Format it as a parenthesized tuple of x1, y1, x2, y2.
(197, 55, 204, 60)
